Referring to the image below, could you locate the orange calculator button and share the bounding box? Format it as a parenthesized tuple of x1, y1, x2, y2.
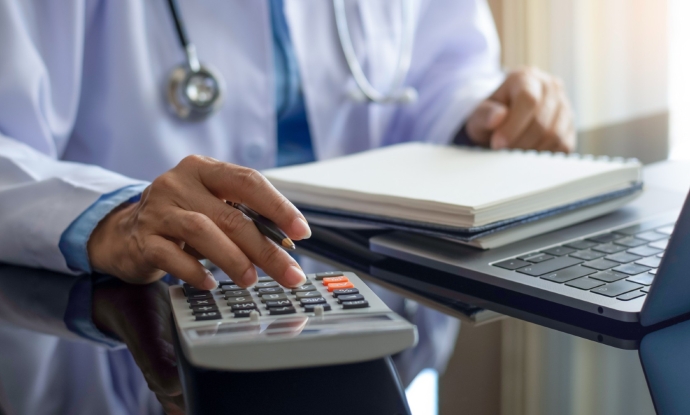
(322, 276, 349, 286)
(327, 282, 355, 292)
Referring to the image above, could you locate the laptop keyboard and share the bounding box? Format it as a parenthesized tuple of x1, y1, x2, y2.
(492, 222, 675, 302)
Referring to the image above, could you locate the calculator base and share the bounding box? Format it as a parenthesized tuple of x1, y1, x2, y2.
(174, 325, 412, 415)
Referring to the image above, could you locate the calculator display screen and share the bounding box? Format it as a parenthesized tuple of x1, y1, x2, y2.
(306, 314, 392, 326)
(189, 314, 394, 339)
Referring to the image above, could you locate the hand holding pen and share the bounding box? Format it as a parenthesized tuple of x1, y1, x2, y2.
(88, 157, 311, 290)
(228, 202, 296, 250)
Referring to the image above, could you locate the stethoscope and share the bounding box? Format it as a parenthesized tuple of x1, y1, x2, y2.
(165, 0, 417, 121)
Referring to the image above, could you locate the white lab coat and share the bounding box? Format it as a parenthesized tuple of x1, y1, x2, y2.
(0, 0, 503, 413)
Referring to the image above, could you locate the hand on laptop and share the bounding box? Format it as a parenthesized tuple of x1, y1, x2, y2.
(465, 67, 576, 152)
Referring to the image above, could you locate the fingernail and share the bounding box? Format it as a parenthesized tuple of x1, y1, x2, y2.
(240, 267, 258, 287)
(284, 265, 307, 288)
(201, 269, 218, 290)
(291, 217, 312, 239)
(492, 135, 507, 149)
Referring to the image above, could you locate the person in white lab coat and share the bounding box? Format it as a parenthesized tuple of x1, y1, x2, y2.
(0, 0, 574, 413)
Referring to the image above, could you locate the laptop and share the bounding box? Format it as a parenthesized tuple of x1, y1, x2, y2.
(369, 182, 690, 326)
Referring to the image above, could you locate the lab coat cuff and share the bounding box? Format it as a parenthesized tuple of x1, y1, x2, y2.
(430, 73, 505, 146)
(58, 183, 149, 274)
(64, 274, 124, 348)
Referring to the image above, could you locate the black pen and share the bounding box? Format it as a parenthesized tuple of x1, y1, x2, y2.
(227, 202, 296, 250)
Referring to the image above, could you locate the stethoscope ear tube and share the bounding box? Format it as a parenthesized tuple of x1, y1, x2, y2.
(333, 0, 417, 104)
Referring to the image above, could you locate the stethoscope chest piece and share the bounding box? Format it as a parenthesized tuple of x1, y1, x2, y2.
(166, 62, 224, 121)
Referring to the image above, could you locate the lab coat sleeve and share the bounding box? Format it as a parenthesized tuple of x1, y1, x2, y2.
(0, 135, 147, 274)
(0, 0, 149, 274)
(60, 185, 149, 274)
(383, 0, 505, 147)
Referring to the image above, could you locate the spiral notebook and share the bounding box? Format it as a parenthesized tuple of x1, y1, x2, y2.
(263, 143, 643, 248)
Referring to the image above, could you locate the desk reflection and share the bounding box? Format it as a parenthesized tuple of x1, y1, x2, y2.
(640, 318, 690, 414)
(1, 259, 689, 415)
(0, 265, 183, 415)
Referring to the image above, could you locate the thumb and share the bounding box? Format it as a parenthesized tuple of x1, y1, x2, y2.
(465, 100, 508, 146)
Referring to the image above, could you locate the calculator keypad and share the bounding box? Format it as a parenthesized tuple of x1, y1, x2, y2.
(184, 271, 370, 321)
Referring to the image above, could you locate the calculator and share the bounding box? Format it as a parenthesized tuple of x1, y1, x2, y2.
(170, 271, 418, 371)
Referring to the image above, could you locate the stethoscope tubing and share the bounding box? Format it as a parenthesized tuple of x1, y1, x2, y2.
(333, 0, 416, 104)
(163, 0, 417, 121)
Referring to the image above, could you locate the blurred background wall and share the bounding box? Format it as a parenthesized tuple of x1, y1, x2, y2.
(439, 1, 676, 414)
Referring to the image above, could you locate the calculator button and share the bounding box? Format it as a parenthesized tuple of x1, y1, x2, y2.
(269, 306, 297, 315)
(300, 297, 327, 306)
(327, 282, 355, 292)
(332, 288, 360, 297)
(234, 309, 257, 318)
(231, 302, 258, 311)
(315, 271, 344, 280)
(257, 276, 274, 282)
(191, 306, 219, 314)
(220, 284, 244, 292)
(183, 284, 209, 296)
(265, 299, 294, 308)
(195, 311, 222, 321)
(304, 304, 332, 312)
(218, 280, 236, 286)
(295, 291, 323, 299)
(342, 300, 369, 309)
(227, 297, 255, 305)
(254, 281, 280, 290)
(322, 276, 349, 285)
(224, 290, 251, 298)
(189, 299, 216, 307)
(292, 285, 317, 294)
(337, 294, 365, 303)
(260, 293, 288, 302)
(186, 292, 213, 302)
(257, 287, 285, 296)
